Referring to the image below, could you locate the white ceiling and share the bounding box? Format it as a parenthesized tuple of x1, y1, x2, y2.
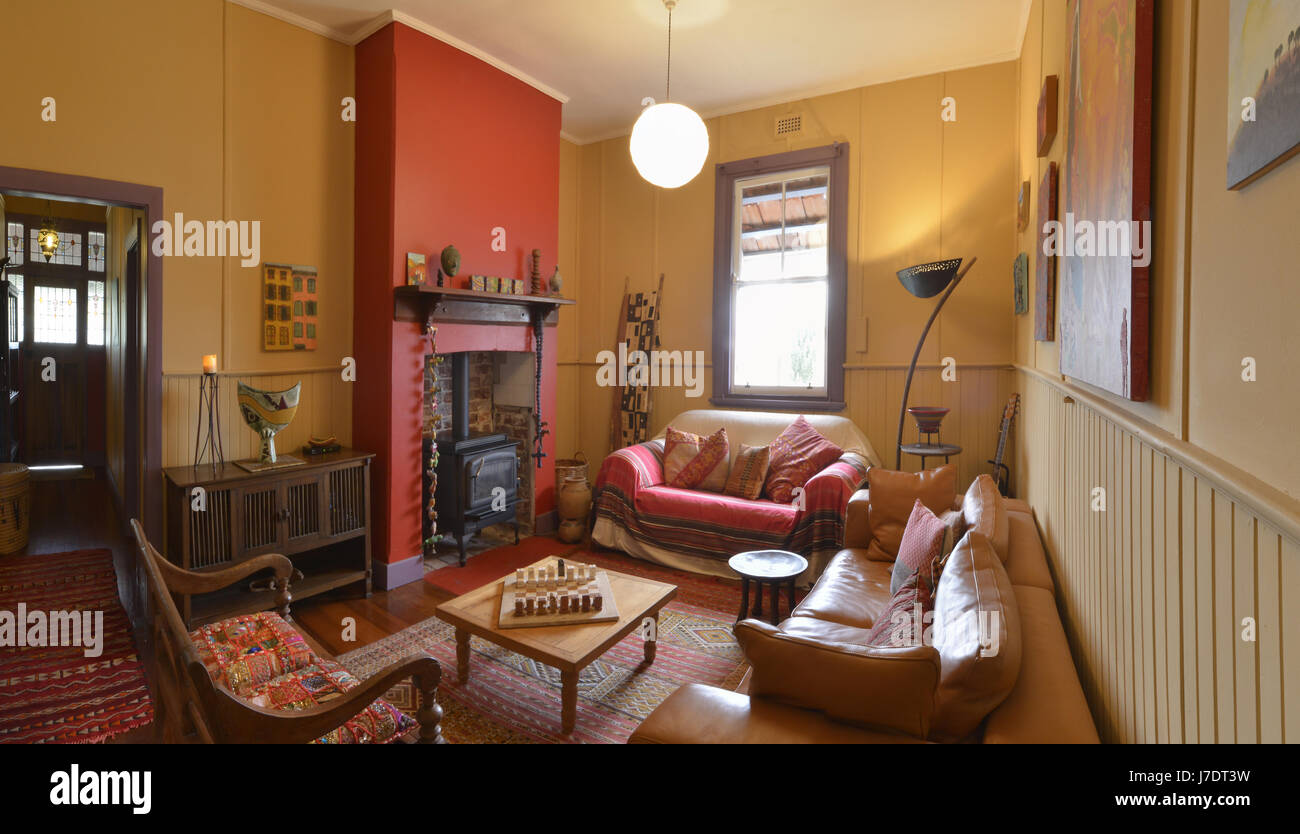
(236, 0, 1032, 144)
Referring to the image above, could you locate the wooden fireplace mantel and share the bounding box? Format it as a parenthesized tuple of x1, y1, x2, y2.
(394, 285, 575, 329)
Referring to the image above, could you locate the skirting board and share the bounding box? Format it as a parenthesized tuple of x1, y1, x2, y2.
(374, 553, 425, 590)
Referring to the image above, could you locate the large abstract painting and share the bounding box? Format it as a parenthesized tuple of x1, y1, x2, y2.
(1059, 0, 1153, 401)
(1227, 0, 1300, 189)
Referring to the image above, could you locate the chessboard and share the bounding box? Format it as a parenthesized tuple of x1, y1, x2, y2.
(497, 558, 621, 629)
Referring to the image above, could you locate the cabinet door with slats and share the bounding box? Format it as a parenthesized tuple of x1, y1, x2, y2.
(283, 474, 327, 550)
(189, 485, 234, 569)
(236, 483, 284, 557)
(326, 462, 368, 538)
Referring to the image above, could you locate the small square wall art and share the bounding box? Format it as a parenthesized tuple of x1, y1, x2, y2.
(406, 252, 427, 286)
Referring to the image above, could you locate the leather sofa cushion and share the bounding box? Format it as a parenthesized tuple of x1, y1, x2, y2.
(865, 464, 958, 562)
(629, 684, 929, 744)
(1005, 509, 1055, 592)
(790, 548, 893, 629)
(983, 585, 1100, 743)
(735, 619, 941, 737)
(961, 474, 1010, 563)
(843, 488, 872, 549)
(929, 530, 1022, 741)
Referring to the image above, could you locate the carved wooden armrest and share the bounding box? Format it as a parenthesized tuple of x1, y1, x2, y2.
(205, 654, 445, 744)
(157, 553, 295, 617)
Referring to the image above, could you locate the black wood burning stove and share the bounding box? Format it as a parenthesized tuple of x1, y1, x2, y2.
(425, 352, 520, 565)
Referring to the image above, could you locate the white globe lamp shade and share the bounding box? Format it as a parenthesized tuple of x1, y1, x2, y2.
(629, 102, 709, 189)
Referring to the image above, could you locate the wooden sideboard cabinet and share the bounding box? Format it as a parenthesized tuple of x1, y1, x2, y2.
(162, 448, 374, 628)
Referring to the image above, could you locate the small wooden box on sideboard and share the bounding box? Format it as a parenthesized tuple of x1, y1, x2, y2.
(162, 448, 374, 628)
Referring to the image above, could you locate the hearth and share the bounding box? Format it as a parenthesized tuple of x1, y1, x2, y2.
(425, 352, 520, 565)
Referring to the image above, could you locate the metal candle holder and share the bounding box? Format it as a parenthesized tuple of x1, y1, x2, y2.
(194, 371, 225, 467)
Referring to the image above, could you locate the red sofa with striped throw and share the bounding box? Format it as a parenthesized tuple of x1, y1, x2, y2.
(591, 410, 881, 585)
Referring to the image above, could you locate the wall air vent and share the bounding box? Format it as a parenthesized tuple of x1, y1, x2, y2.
(774, 113, 803, 138)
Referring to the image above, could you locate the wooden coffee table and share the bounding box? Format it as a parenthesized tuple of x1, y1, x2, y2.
(434, 557, 677, 734)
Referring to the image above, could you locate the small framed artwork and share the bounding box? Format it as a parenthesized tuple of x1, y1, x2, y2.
(1016, 180, 1031, 231)
(1034, 162, 1058, 341)
(406, 252, 427, 286)
(1226, 0, 1300, 189)
(1013, 252, 1029, 315)
(1037, 75, 1058, 157)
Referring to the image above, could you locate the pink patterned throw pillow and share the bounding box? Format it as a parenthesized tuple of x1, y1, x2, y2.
(763, 416, 843, 503)
(889, 499, 949, 596)
(663, 426, 730, 492)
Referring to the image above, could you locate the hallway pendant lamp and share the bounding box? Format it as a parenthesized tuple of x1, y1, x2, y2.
(37, 203, 60, 262)
(894, 256, 977, 469)
(630, 0, 708, 189)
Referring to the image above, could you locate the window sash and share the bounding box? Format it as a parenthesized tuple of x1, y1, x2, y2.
(727, 166, 831, 397)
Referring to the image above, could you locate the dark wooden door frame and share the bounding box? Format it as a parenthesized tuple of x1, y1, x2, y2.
(0, 165, 163, 545)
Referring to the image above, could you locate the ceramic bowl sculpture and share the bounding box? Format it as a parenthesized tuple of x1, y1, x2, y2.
(907, 405, 950, 435)
(237, 381, 301, 464)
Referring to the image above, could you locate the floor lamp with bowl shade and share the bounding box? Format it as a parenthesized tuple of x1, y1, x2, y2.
(894, 256, 978, 470)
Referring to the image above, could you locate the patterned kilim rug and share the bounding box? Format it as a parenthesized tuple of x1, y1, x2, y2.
(0, 549, 154, 743)
(339, 550, 755, 743)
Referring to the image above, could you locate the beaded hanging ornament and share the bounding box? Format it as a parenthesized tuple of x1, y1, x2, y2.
(423, 324, 443, 556)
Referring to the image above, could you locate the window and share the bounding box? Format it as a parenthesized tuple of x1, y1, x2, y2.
(87, 280, 105, 345)
(29, 229, 81, 266)
(6, 222, 23, 267)
(33, 284, 77, 344)
(6, 274, 22, 344)
(87, 231, 106, 272)
(712, 144, 847, 409)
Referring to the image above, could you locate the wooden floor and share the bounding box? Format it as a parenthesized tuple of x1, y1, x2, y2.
(292, 579, 454, 657)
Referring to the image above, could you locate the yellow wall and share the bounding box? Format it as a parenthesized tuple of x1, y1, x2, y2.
(1014, 0, 1300, 743)
(557, 62, 1021, 488)
(2, 0, 354, 467)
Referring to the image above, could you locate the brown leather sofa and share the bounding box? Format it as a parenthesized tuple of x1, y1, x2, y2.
(630, 482, 1099, 743)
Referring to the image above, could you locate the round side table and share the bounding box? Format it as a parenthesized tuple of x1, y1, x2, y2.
(899, 442, 962, 469)
(728, 550, 808, 626)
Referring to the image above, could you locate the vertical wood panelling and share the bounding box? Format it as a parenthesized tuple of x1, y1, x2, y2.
(161, 369, 351, 468)
(1015, 369, 1298, 744)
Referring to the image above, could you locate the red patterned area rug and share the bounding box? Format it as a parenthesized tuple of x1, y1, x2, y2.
(341, 550, 752, 743)
(0, 549, 153, 743)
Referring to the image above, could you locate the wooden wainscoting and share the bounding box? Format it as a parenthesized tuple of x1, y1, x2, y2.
(161, 368, 352, 468)
(1016, 366, 1298, 744)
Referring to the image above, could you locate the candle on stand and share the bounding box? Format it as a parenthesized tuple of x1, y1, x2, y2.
(202, 354, 218, 375)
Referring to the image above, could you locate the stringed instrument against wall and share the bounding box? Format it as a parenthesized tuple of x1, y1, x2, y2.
(988, 393, 1020, 495)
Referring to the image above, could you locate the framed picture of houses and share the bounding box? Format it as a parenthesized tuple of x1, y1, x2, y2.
(1226, 0, 1300, 189)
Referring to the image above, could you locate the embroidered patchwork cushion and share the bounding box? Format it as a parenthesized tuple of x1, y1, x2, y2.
(723, 443, 771, 500)
(189, 612, 315, 696)
(243, 658, 417, 744)
(663, 426, 730, 492)
(764, 416, 843, 503)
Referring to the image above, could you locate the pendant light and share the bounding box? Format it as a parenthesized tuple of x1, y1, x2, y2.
(630, 0, 709, 189)
(37, 200, 60, 262)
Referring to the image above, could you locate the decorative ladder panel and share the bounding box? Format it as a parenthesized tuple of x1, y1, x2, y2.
(330, 466, 365, 535)
(190, 488, 232, 568)
(243, 488, 279, 550)
(286, 481, 320, 540)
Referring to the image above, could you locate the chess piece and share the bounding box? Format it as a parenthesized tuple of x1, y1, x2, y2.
(525, 597, 535, 614)
(515, 598, 525, 616)
(593, 594, 603, 612)
(581, 594, 590, 612)
(557, 558, 566, 577)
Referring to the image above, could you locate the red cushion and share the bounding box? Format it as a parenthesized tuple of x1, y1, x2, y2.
(866, 572, 933, 648)
(663, 426, 730, 492)
(890, 499, 947, 595)
(764, 416, 843, 503)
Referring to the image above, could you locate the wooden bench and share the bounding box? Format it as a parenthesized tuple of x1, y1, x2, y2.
(130, 519, 445, 744)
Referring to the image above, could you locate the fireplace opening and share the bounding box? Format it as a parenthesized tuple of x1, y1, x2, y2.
(423, 350, 534, 565)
